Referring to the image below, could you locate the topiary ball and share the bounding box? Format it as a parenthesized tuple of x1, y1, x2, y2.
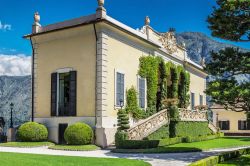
(64, 122, 93, 145)
(17, 122, 48, 142)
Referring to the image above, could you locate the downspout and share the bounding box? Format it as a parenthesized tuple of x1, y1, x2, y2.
(30, 37, 35, 122)
(93, 23, 98, 127)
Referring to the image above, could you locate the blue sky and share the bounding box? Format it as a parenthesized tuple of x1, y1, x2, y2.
(0, 0, 249, 56)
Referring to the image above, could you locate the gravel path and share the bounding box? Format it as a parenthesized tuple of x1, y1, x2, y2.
(0, 146, 249, 166)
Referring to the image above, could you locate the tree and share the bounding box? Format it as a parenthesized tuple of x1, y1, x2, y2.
(206, 0, 250, 113)
(117, 109, 130, 131)
(205, 48, 250, 112)
(207, 0, 250, 42)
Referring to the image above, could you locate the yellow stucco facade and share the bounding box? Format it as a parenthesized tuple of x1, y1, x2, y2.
(26, 7, 208, 147)
(213, 109, 250, 135)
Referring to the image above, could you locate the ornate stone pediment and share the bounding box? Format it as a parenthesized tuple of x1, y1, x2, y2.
(159, 31, 178, 54)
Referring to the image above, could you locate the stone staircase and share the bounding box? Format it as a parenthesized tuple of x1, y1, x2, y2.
(126, 109, 169, 140)
(126, 108, 218, 140)
(208, 122, 219, 134)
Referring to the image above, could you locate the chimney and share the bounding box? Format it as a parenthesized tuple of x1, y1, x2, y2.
(32, 12, 42, 34)
(96, 0, 107, 19)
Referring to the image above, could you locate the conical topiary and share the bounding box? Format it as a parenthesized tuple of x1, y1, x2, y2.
(117, 109, 130, 130)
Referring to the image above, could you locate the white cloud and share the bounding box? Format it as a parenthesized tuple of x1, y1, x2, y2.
(0, 54, 31, 76)
(0, 21, 11, 31)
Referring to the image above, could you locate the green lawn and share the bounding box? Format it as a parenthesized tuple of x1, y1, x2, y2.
(49, 144, 100, 151)
(218, 154, 250, 166)
(113, 137, 250, 153)
(169, 137, 250, 150)
(0, 142, 54, 147)
(0, 152, 150, 166)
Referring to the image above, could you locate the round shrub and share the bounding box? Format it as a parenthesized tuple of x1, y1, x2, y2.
(64, 122, 93, 145)
(17, 122, 48, 142)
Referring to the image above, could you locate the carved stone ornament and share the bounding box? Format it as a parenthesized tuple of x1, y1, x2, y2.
(159, 31, 178, 54)
(34, 12, 40, 23)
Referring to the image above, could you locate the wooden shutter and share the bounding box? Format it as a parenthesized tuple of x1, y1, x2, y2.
(69, 71, 77, 116)
(51, 73, 57, 116)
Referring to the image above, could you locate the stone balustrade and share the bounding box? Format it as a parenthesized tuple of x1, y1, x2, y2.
(126, 109, 169, 140)
(179, 108, 208, 121)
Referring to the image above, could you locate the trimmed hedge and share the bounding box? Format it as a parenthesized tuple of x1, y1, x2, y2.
(183, 133, 222, 143)
(146, 125, 169, 140)
(17, 122, 48, 142)
(174, 121, 212, 137)
(158, 137, 183, 146)
(116, 133, 222, 149)
(64, 122, 93, 145)
(189, 147, 250, 166)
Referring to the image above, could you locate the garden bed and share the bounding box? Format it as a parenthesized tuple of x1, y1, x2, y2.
(49, 144, 100, 151)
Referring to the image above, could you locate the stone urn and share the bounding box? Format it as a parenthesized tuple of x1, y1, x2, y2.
(34, 12, 40, 23)
(98, 0, 104, 6)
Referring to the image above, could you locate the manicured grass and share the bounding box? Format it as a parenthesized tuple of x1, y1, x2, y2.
(49, 144, 100, 151)
(0, 142, 54, 147)
(113, 137, 250, 153)
(169, 137, 250, 150)
(0, 152, 150, 166)
(218, 154, 250, 165)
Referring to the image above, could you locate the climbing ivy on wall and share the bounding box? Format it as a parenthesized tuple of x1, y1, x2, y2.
(138, 56, 191, 115)
(138, 56, 159, 115)
(156, 59, 168, 111)
(125, 86, 146, 119)
(177, 66, 191, 108)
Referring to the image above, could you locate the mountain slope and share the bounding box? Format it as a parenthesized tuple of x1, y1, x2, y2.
(176, 32, 249, 64)
(0, 76, 31, 131)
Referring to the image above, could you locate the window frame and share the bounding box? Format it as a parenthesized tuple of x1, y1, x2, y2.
(219, 120, 230, 130)
(199, 94, 203, 106)
(238, 120, 250, 130)
(114, 69, 125, 108)
(191, 92, 195, 110)
(137, 75, 147, 109)
(55, 68, 73, 116)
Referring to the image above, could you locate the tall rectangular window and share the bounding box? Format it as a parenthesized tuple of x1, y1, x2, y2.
(58, 73, 70, 116)
(219, 121, 230, 130)
(51, 70, 77, 117)
(116, 72, 124, 106)
(139, 77, 146, 108)
(200, 95, 203, 105)
(191, 92, 195, 110)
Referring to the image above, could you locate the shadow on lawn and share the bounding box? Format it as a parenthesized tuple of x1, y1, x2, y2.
(223, 137, 250, 142)
(107, 147, 219, 163)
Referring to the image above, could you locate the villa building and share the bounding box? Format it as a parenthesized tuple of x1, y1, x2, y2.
(212, 104, 250, 136)
(24, 0, 208, 147)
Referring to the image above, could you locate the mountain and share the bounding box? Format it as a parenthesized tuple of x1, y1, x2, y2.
(0, 76, 31, 132)
(176, 32, 249, 64)
(0, 32, 249, 131)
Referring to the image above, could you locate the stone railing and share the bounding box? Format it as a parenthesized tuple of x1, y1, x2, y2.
(179, 108, 208, 121)
(126, 109, 169, 140)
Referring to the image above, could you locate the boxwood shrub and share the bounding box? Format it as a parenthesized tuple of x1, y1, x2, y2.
(189, 147, 250, 166)
(64, 122, 93, 145)
(17, 122, 48, 142)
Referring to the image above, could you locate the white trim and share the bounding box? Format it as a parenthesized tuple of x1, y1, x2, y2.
(55, 67, 73, 73)
(114, 69, 126, 109)
(137, 75, 147, 110)
(199, 93, 204, 106)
